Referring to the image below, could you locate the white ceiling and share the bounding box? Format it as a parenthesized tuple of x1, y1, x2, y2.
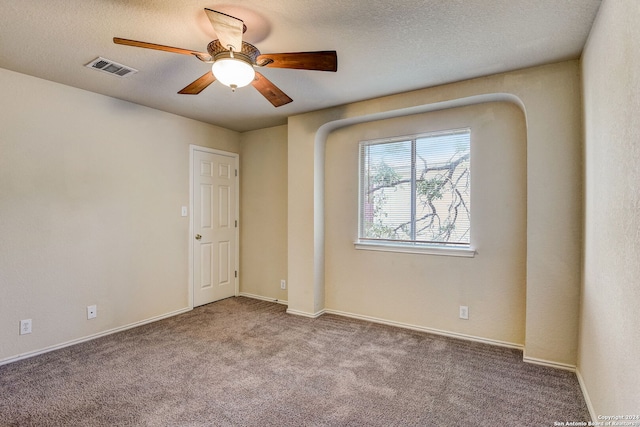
(0, 0, 601, 132)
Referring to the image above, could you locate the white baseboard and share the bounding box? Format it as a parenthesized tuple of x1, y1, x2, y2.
(323, 308, 524, 350)
(238, 292, 288, 306)
(576, 368, 596, 422)
(286, 308, 326, 318)
(242, 292, 523, 349)
(0, 307, 192, 367)
(236, 292, 321, 317)
(522, 355, 577, 372)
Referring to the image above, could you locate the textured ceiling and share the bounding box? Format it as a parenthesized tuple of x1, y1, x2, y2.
(0, 0, 601, 132)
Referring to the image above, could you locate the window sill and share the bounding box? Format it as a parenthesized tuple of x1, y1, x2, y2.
(354, 241, 476, 257)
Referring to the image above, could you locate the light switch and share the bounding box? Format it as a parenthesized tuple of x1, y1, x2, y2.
(181, 206, 188, 217)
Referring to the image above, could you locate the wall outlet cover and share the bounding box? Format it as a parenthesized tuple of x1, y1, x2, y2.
(20, 319, 32, 335)
(87, 305, 97, 319)
(459, 305, 469, 320)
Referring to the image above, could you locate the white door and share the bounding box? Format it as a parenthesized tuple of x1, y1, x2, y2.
(192, 148, 238, 307)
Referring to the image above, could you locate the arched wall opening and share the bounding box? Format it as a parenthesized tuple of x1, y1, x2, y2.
(322, 100, 528, 347)
(287, 61, 582, 367)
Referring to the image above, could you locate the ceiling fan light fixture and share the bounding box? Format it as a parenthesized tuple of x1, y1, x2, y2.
(113, 9, 336, 106)
(212, 57, 255, 90)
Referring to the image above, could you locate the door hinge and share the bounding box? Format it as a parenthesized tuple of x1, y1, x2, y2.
(235, 220, 238, 228)
(235, 270, 238, 278)
(235, 169, 238, 177)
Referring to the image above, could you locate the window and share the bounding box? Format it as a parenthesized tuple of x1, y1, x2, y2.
(357, 128, 472, 255)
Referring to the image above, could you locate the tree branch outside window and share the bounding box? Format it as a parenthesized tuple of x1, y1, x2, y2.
(360, 129, 470, 246)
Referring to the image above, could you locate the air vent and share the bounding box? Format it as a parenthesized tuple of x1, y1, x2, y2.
(85, 57, 138, 78)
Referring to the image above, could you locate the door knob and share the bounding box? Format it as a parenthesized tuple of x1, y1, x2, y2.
(195, 234, 202, 240)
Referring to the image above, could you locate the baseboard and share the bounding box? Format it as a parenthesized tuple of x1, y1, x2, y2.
(0, 307, 192, 367)
(576, 368, 596, 422)
(286, 308, 326, 318)
(239, 292, 519, 348)
(323, 308, 524, 350)
(238, 292, 288, 306)
(237, 295, 585, 371)
(238, 293, 322, 317)
(522, 355, 577, 372)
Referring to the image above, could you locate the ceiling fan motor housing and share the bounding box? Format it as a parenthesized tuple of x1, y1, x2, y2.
(207, 40, 260, 65)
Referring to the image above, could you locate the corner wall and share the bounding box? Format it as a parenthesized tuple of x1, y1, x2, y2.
(579, 0, 640, 416)
(0, 68, 240, 363)
(239, 125, 288, 303)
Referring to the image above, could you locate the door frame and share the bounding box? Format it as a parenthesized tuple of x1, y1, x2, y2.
(188, 144, 240, 308)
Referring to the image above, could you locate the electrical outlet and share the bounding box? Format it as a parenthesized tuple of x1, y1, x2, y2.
(280, 280, 286, 290)
(87, 305, 97, 319)
(20, 319, 32, 335)
(459, 305, 469, 320)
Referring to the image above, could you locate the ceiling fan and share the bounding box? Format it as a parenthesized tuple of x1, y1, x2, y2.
(114, 8, 337, 107)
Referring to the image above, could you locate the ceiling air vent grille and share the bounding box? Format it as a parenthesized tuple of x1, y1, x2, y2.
(85, 57, 138, 78)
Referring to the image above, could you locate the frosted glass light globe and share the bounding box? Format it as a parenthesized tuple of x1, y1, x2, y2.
(212, 58, 255, 90)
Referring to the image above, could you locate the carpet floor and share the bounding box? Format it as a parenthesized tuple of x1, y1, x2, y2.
(0, 296, 590, 426)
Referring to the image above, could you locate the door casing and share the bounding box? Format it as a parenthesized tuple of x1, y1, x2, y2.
(189, 145, 239, 308)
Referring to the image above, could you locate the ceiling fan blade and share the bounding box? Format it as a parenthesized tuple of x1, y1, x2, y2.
(204, 9, 244, 52)
(113, 37, 212, 62)
(256, 51, 337, 72)
(252, 72, 293, 107)
(178, 71, 216, 95)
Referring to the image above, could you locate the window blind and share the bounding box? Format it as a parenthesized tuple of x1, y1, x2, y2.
(359, 129, 471, 246)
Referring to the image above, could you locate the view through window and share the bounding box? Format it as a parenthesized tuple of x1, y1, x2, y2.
(359, 129, 471, 247)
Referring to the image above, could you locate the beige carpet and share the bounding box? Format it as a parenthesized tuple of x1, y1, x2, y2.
(0, 297, 590, 426)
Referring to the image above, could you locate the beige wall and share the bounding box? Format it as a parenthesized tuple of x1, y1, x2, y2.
(4, 1, 637, 413)
(0, 68, 239, 362)
(239, 125, 288, 302)
(325, 102, 527, 345)
(579, 0, 640, 416)
(1, 62, 583, 367)
(287, 61, 583, 366)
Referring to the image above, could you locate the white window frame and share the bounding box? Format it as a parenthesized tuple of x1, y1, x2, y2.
(355, 128, 476, 257)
